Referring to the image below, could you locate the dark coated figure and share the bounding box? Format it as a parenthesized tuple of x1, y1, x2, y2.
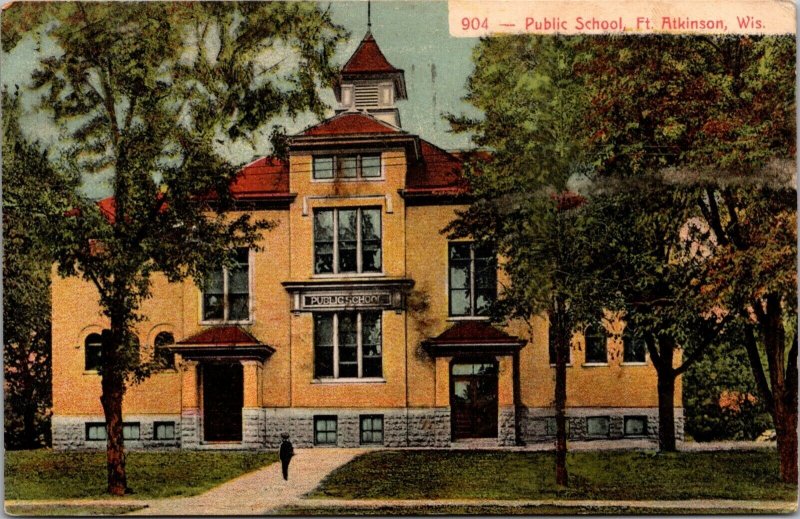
(278, 432, 294, 481)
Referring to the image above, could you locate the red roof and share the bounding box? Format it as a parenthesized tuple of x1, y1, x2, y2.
(342, 32, 401, 74)
(230, 156, 290, 199)
(177, 326, 261, 346)
(300, 112, 401, 137)
(404, 140, 468, 195)
(426, 321, 523, 346)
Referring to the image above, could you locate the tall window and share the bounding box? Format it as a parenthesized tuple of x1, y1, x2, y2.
(584, 323, 608, 364)
(153, 332, 175, 369)
(623, 325, 646, 363)
(314, 312, 382, 379)
(448, 242, 496, 317)
(314, 208, 381, 274)
(548, 331, 571, 365)
(202, 248, 250, 322)
(313, 154, 382, 180)
(85, 333, 103, 371)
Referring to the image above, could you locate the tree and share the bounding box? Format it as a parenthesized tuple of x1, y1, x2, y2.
(447, 35, 608, 486)
(2, 90, 76, 449)
(584, 35, 796, 480)
(587, 185, 728, 452)
(3, 2, 346, 495)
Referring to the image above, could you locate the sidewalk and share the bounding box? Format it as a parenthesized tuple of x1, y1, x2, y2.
(129, 448, 364, 515)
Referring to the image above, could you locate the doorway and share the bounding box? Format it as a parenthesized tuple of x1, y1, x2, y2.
(203, 363, 243, 442)
(450, 361, 498, 440)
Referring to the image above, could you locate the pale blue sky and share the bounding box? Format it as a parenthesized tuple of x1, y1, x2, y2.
(1, 1, 481, 199)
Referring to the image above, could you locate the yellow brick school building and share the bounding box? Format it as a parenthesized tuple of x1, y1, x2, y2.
(51, 32, 680, 450)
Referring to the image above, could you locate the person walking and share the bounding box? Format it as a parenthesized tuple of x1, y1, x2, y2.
(278, 432, 294, 481)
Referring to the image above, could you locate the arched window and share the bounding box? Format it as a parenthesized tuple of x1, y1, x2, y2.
(584, 323, 608, 364)
(623, 325, 646, 363)
(548, 330, 571, 365)
(85, 333, 103, 371)
(154, 332, 175, 369)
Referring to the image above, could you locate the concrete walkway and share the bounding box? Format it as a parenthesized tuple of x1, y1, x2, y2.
(126, 448, 363, 516)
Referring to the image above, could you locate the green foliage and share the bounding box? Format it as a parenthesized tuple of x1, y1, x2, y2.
(685, 324, 773, 441)
(2, 90, 77, 449)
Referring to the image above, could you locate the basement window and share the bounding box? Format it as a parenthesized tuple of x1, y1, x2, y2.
(86, 423, 107, 441)
(624, 416, 648, 437)
(314, 416, 338, 445)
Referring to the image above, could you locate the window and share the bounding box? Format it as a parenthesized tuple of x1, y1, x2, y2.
(448, 242, 496, 317)
(584, 323, 608, 364)
(360, 415, 384, 445)
(623, 326, 646, 363)
(312, 154, 382, 180)
(202, 248, 250, 322)
(314, 208, 382, 274)
(545, 417, 570, 437)
(86, 423, 106, 441)
(314, 312, 382, 379)
(624, 416, 648, 436)
(587, 417, 610, 438)
(154, 421, 176, 440)
(122, 422, 140, 441)
(153, 332, 175, 369)
(548, 331, 571, 365)
(85, 333, 103, 371)
(314, 416, 338, 445)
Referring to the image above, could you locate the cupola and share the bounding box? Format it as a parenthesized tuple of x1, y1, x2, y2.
(334, 30, 407, 128)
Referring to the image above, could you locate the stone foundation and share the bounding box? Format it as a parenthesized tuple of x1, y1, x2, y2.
(518, 407, 683, 443)
(53, 406, 676, 449)
(52, 415, 181, 451)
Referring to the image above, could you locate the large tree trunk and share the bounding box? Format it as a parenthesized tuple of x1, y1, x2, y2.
(656, 366, 677, 452)
(553, 308, 568, 487)
(762, 294, 797, 484)
(100, 318, 128, 496)
(646, 335, 677, 452)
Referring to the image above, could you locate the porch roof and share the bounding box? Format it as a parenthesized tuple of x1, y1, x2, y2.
(169, 326, 275, 362)
(422, 321, 526, 356)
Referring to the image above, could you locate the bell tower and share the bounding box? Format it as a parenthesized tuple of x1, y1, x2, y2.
(334, 22, 407, 128)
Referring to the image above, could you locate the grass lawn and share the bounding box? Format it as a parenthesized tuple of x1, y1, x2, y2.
(310, 450, 797, 501)
(5, 450, 277, 500)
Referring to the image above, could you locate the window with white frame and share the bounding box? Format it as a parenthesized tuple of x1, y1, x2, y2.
(623, 325, 647, 363)
(314, 208, 382, 274)
(85, 333, 103, 371)
(202, 248, 250, 322)
(448, 242, 496, 317)
(312, 154, 382, 180)
(548, 329, 571, 365)
(584, 322, 608, 363)
(314, 312, 382, 379)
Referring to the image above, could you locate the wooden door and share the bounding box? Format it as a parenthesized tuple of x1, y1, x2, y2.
(203, 363, 243, 442)
(450, 362, 498, 440)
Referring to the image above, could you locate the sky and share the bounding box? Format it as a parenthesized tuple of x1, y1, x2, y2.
(1, 1, 481, 199)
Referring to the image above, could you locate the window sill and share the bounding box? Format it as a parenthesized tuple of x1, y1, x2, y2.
(447, 316, 491, 321)
(312, 378, 386, 384)
(621, 361, 647, 366)
(549, 364, 573, 367)
(311, 272, 386, 279)
(200, 320, 253, 326)
(582, 362, 609, 367)
(311, 177, 385, 183)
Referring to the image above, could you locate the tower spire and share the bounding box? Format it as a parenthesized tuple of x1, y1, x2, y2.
(367, 0, 371, 31)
